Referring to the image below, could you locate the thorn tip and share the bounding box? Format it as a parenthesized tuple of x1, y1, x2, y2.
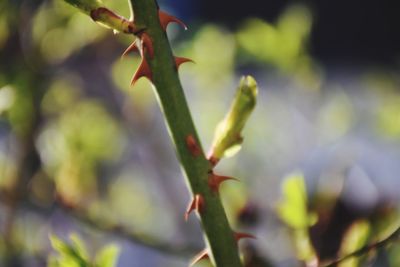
(122, 40, 139, 58)
(131, 56, 152, 86)
(158, 10, 187, 31)
(185, 194, 205, 221)
(175, 56, 194, 69)
(190, 249, 209, 266)
(208, 173, 239, 193)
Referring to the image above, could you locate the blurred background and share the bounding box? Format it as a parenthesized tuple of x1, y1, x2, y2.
(1, 0, 400, 266)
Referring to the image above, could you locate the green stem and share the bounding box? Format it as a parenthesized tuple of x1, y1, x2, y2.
(62, 0, 244, 265)
(128, 1, 243, 266)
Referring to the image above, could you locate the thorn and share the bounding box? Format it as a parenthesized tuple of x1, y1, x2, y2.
(189, 249, 209, 266)
(121, 40, 139, 57)
(140, 32, 154, 59)
(208, 173, 239, 193)
(185, 194, 205, 221)
(186, 134, 201, 157)
(131, 56, 152, 86)
(234, 231, 256, 242)
(175, 56, 194, 69)
(159, 10, 187, 31)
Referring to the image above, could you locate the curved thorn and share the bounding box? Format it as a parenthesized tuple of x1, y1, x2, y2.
(122, 40, 139, 58)
(208, 173, 239, 193)
(159, 10, 187, 31)
(175, 56, 194, 69)
(185, 194, 205, 221)
(131, 56, 152, 86)
(140, 32, 154, 59)
(189, 249, 209, 266)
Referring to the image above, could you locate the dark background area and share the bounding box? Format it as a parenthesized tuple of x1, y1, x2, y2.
(187, 0, 400, 67)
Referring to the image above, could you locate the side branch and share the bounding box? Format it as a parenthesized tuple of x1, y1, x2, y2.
(321, 226, 400, 267)
(63, 0, 144, 34)
(0, 190, 199, 257)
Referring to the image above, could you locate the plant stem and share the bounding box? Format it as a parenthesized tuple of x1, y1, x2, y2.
(128, 1, 243, 266)
(321, 226, 400, 267)
(63, 0, 143, 33)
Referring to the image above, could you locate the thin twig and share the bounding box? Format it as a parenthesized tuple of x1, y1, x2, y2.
(321, 226, 400, 267)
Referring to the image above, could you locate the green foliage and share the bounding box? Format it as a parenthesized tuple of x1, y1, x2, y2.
(48, 234, 120, 267)
(317, 91, 354, 142)
(237, 5, 311, 72)
(209, 76, 258, 161)
(37, 97, 123, 205)
(236, 5, 321, 88)
(276, 172, 317, 263)
(182, 25, 236, 90)
(32, 1, 106, 63)
(338, 220, 370, 267)
(277, 172, 316, 229)
(376, 94, 400, 138)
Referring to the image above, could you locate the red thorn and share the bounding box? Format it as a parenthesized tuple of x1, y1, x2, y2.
(175, 56, 194, 69)
(234, 231, 256, 242)
(140, 32, 154, 59)
(131, 56, 152, 86)
(158, 10, 188, 31)
(185, 194, 205, 221)
(186, 134, 201, 157)
(208, 173, 239, 193)
(122, 40, 139, 57)
(189, 249, 209, 266)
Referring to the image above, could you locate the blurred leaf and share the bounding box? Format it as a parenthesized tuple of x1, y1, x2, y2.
(41, 77, 82, 115)
(49, 234, 88, 267)
(33, 2, 106, 63)
(183, 25, 236, 90)
(237, 5, 312, 72)
(376, 94, 400, 139)
(0, 85, 15, 115)
(277, 172, 317, 229)
(94, 244, 120, 267)
(8, 84, 35, 137)
(294, 229, 318, 264)
(277, 172, 318, 263)
(0, 14, 9, 50)
(69, 233, 90, 261)
(318, 91, 354, 142)
(49, 234, 120, 267)
(209, 76, 258, 163)
(236, 5, 321, 89)
(389, 242, 400, 266)
(338, 220, 370, 267)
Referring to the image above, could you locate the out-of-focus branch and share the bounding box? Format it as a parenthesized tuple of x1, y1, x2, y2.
(0, 190, 199, 257)
(321, 226, 400, 267)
